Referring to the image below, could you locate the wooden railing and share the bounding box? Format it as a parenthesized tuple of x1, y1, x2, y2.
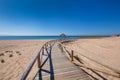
(57, 42, 120, 79)
(19, 39, 120, 80)
(19, 40, 56, 80)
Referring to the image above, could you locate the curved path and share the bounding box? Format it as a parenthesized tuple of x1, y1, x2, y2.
(34, 43, 91, 80)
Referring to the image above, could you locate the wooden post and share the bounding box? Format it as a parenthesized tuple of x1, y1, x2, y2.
(37, 54, 41, 68)
(45, 44, 47, 49)
(71, 50, 74, 61)
(49, 43, 51, 47)
(60, 44, 63, 52)
(42, 47, 44, 55)
(61, 46, 64, 52)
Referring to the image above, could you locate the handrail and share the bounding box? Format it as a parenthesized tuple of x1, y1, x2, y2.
(57, 42, 120, 78)
(19, 40, 56, 80)
(19, 39, 120, 80)
(20, 48, 42, 80)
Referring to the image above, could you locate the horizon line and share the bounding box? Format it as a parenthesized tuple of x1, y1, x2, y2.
(0, 34, 112, 36)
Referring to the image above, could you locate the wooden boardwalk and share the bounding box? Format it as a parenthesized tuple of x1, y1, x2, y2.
(20, 40, 120, 80)
(34, 43, 91, 80)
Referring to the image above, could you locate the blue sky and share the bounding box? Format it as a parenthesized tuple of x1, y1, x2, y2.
(0, 0, 120, 35)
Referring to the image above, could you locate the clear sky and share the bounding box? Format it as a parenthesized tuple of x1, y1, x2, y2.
(0, 0, 120, 35)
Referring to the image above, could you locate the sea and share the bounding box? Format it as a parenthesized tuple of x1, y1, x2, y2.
(0, 36, 80, 40)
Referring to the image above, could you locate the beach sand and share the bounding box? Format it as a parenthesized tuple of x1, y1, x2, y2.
(0, 37, 120, 80)
(65, 37, 120, 79)
(0, 40, 48, 80)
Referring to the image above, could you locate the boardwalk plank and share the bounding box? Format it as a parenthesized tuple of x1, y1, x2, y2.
(34, 44, 91, 80)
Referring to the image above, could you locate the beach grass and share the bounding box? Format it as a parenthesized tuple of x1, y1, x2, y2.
(0, 53, 4, 56)
(16, 51, 21, 55)
(9, 54, 13, 57)
(1, 59, 5, 63)
(5, 51, 13, 53)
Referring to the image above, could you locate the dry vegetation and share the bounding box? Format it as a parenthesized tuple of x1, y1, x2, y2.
(0, 40, 48, 80)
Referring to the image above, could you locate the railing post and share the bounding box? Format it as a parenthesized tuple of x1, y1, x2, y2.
(61, 46, 64, 52)
(59, 44, 63, 52)
(38, 54, 41, 68)
(71, 50, 74, 61)
(45, 44, 47, 49)
(42, 47, 44, 55)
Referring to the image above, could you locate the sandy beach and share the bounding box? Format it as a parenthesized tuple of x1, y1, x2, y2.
(0, 40, 48, 80)
(0, 37, 120, 80)
(65, 36, 120, 79)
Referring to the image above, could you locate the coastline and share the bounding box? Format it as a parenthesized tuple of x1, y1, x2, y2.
(0, 36, 119, 79)
(0, 36, 81, 40)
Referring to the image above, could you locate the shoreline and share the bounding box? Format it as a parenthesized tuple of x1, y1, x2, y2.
(0, 37, 119, 79)
(0, 39, 53, 41)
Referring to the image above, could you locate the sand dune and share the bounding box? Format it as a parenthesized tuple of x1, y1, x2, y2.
(66, 37, 120, 67)
(0, 40, 48, 80)
(0, 37, 120, 80)
(65, 37, 120, 79)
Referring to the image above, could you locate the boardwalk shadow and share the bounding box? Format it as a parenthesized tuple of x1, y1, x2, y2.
(38, 44, 55, 80)
(81, 68, 107, 80)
